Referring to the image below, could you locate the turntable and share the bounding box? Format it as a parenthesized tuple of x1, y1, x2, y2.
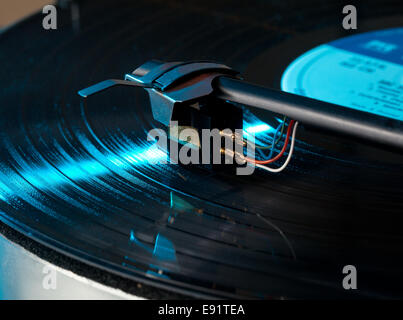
(0, 0, 402, 300)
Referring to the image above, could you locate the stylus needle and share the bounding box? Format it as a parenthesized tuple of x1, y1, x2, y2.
(78, 79, 149, 98)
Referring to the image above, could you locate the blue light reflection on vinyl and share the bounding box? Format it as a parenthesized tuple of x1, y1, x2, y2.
(244, 123, 272, 134)
(281, 28, 403, 121)
(0, 143, 167, 202)
(129, 229, 176, 261)
(0, 96, 279, 206)
(129, 229, 177, 279)
(0, 121, 277, 203)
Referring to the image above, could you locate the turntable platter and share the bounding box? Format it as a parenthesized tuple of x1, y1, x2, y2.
(0, 0, 402, 299)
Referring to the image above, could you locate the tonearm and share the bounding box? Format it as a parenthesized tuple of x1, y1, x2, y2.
(78, 60, 403, 152)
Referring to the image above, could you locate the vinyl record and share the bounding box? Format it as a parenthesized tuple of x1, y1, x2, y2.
(0, 0, 403, 299)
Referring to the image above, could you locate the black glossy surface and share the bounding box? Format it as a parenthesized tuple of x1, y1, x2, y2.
(0, 0, 402, 298)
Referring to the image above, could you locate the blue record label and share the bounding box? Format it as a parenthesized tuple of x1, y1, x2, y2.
(281, 28, 403, 121)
